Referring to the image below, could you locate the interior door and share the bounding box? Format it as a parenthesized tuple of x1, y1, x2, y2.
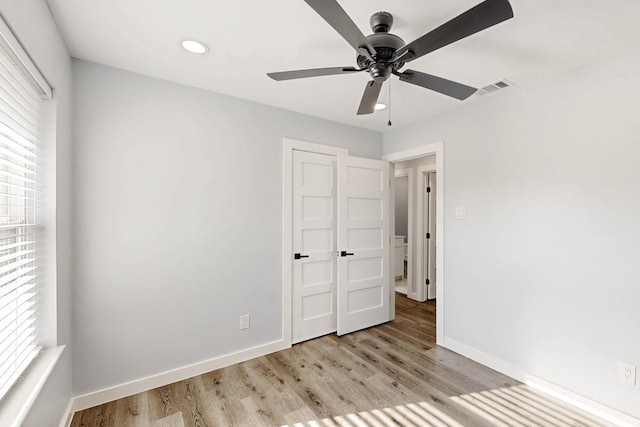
(292, 150, 337, 343)
(337, 156, 390, 335)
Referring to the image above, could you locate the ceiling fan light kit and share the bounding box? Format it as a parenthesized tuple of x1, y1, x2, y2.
(268, 0, 514, 117)
(181, 40, 209, 54)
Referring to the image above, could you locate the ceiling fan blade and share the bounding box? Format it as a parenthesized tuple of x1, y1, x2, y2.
(357, 80, 383, 115)
(304, 0, 376, 59)
(267, 66, 360, 81)
(395, 0, 513, 63)
(398, 70, 477, 100)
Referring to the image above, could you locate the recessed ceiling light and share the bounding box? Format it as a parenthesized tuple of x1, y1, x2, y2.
(374, 103, 387, 110)
(181, 40, 209, 54)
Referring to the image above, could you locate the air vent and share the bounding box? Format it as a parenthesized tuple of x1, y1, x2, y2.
(477, 79, 515, 96)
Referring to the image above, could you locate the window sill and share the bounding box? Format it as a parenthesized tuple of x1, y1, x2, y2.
(0, 345, 65, 427)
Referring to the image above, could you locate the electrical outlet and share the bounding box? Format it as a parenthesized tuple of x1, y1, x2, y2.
(240, 314, 250, 330)
(618, 362, 636, 385)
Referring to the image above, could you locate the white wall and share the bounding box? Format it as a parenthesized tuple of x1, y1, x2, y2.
(383, 53, 640, 418)
(72, 60, 382, 395)
(0, 1, 74, 425)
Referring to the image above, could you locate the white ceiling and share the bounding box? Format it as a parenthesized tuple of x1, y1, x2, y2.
(46, 0, 640, 132)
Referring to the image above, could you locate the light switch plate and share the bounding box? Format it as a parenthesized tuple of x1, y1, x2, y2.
(455, 207, 466, 219)
(240, 314, 250, 330)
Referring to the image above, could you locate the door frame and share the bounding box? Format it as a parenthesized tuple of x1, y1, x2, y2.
(383, 142, 445, 345)
(283, 138, 348, 347)
(393, 168, 415, 300)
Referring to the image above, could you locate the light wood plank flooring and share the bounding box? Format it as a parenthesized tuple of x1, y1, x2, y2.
(71, 295, 614, 426)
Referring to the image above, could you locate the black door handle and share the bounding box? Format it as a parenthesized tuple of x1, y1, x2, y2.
(340, 251, 354, 257)
(294, 253, 309, 260)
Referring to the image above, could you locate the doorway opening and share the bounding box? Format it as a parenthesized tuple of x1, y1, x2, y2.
(384, 142, 444, 345)
(392, 156, 435, 302)
(393, 170, 412, 296)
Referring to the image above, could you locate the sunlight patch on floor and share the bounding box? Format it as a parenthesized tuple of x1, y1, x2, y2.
(450, 384, 614, 427)
(282, 399, 465, 427)
(281, 384, 618, 427)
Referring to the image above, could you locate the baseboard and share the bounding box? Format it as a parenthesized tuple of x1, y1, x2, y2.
(443, 338, 640, 427)
(70, 339, 288, 414)
(58, 399, 74, 427)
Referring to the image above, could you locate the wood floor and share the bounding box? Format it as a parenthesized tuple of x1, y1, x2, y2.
(71, 295, 614, 426)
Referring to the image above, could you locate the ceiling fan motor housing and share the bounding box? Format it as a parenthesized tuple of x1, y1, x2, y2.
(358, 12, 406, 80)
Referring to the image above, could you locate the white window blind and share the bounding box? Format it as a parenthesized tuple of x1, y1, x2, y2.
(0, 17, 51, 402)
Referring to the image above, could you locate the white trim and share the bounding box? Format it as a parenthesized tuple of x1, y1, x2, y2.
(282, 138, 348, 347)
(434, 144, 444, 346)
(59, 399, 74, 427)
(384, 141, 445, 346)
(71, 339, 286, 413)
(444, 338, 640, 427)
(282, 141, 293, 346)
(388, 163, 395, 320)
(394, 168, 414, 300)
(0, 346, 64, 427)
(383, 144, 442, 163)
(0, 14, 52, 99)
(283, 138, 349, 157)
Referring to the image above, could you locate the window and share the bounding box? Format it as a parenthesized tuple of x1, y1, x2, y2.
(0, 17, 52, 402)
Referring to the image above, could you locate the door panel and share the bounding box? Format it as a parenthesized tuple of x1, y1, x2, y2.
(301, 228, 333, 253)
(292, 150, 337, 343)
(347, 227, 382, 249)
(337, 156, 390, 335)
(301, 259, 333, 287)
(302, 195, 333, 219)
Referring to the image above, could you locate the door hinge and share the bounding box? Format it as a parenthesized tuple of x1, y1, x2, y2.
(426, 186, 431, 193)
(426, 278, 430, 285)
(426, 233, 430, 239)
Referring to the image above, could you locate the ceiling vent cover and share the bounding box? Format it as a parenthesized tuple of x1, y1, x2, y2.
(477, 79, 514, 96)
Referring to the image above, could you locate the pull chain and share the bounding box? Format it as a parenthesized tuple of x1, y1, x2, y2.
(387, 80, 392, 127)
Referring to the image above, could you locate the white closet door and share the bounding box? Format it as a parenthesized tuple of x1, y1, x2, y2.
(337, 156, 390, 336)
(292, 150, 337, 343)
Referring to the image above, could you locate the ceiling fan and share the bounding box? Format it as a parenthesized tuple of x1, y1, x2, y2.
(268, 0, 514, 115)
